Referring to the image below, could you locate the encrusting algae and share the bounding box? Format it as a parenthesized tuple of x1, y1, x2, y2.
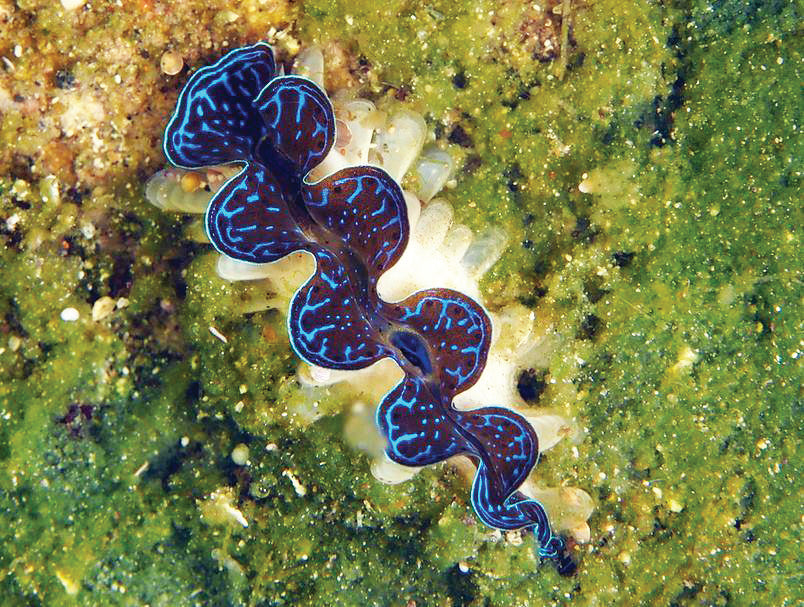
(0, 1, 800, 605)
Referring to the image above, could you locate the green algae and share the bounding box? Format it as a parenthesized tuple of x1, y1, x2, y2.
(0, 0, 800, 605)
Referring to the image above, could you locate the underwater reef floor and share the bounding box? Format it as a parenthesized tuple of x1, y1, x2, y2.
(0, 1, 800, 605)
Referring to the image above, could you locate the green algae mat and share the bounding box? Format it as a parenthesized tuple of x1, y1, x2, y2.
(0, 1, 800, 605)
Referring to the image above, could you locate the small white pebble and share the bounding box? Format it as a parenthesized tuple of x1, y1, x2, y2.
(8, 335, 22, 352)
(56, 570, 79, 595)
(60, 0, 87, 10)
(60, 307, 79, 322)
(209, 326, 228, 343)
(222, 502, 248, 527)
(80, 221, 95, 239)
(160, 50, 184, 75)
(219, 9, 239, 23)
(231, 443, 249, 466)
(668, 498, 684, 513)
(91, 296, 116, 321)
(282, 469, 307, 496)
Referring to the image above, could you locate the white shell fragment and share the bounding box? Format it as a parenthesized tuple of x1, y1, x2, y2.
(60, 0, 87, 10)
(91, 296, 116, 321)
(60, 307, 79, 322)
(439, 224, 473, 262)
(199, 488, 249, 527)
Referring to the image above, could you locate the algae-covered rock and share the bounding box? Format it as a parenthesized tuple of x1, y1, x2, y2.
(0, 0, 799, 605)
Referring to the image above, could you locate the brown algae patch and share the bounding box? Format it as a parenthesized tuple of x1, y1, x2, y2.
(0, 0, 298, 186)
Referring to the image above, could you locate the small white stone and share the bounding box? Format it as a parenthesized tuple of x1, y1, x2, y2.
(668, 498, 684, 513)
(56, 570, 79, 595)
(60, 307, 79, 322)
(282, 468, 307, 496)
(61, 0, 87, 10)
(160, 50, 184, 75)
(91, 296, 116, 321)
(209, 325, 228, 343)
(220, 497, 248, 526)
(231, 443, 249, 466)
(6, 214, 20, 230)
(80, 221, 95, 239)
(8, 335, 22, 352)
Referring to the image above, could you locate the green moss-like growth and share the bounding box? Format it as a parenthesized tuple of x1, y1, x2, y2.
(0, 0, 799, 605)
